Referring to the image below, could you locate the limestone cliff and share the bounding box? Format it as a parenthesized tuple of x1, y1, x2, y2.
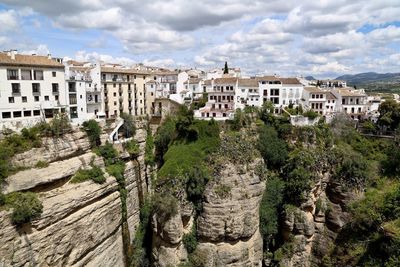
(151, 158, 265, 267)
(0, 125, 149, 267)
(279, 174, 360, 267)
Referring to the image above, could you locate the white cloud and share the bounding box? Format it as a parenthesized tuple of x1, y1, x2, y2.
(21, 44, 50, 56)
(0, 10, 19, 32)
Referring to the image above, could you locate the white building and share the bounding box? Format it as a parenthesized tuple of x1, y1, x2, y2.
(302, 87, 327, 115)
(332, 88, 368, 119)
(235, 78, 261, 109)
(0, 51, 67, 131)
(258, 77, 303, 111)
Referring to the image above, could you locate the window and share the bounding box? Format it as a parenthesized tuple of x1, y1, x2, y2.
(34, 96, 39, 102)
(69, 94, 77, 105)
(24, 110, 31, 117)
(7, 69, 18, 80)
(33, 70, 44, 80)
(22, 96, 27, 103)
(342, 99, 345, 104)
(2, 112, 11, 119)
(33, 110, 40, 116)
(68, 82, 76, 92)
(8, 97, 14, 103)
(52, 71, 56, 77)
(70, 107, 78, 119)
(113, 83, 116, 88)
(21, 69, 32, 80)
(113, 92, 117, 97)
(55, 95, 59, 101)
(13, 111, 22, 118)
(45, 96, 49, 101)
(52, 83, 59, 93)
(32, 83, 40, 94)
(12, 83, 20, 94)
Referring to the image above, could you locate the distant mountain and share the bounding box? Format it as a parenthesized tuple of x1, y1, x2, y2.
(335, 72, 400, 86)
(305, 76, 316, 81)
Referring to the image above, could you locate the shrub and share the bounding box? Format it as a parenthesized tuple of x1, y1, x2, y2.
(106, 161, 126, 183)
(124, 140, 140, 158)
(258, 125, 288, 170)
(303, 110, 319, 120)
(186, 166, 210, 211)
(152, 193, 178, 222)
(154, 117, 176, 164)
(82, 120, 101, 147)
(120, 113, 136, 138)
(214, 184, 231, 199)
(35, 160, 49, 168)
(144, 127, 155, 166)
(5, 192, 43, 225)
(96, 142, 118, 166)
(0, 192, 5, 206)
(41, 113, 71, 137)
(183, 223, 198, 254)
(70, 166, 106, 184)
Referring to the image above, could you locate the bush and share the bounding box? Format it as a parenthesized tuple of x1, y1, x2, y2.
(214, 184, 231, 199)
(41, 113, 71, 137)
(96, 142, 118, 166)
(106, 161, 126, 183)
(124, 140, 140, 158)
(70, 166, 106, 184)
(154, 117, 176, 164)
(183, 223, 198, 254)
(0, 192, 5, 206)
(120, 113, 136, 138)
(5, 192, 43, 225)
(186, 166, 210, 211)
(35, 160, 49, 168)
(258, 125, 288, 170)
(152, 193, 178, 222)
(303, 110, 319, 120)
(144, 127, 155, 166)
(82, 120, 101, 147)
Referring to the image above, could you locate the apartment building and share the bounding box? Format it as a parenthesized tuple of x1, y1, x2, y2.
(195, 77, 237, 119)
(235, 78, 261, 109)
(258, 77, 303, 110)
(325, 92, 338, 114)
(332, 88, 368, 119)
(0, 51, 67, 130)
(302, 87, 327, 115)
(101, 66, 149, 118)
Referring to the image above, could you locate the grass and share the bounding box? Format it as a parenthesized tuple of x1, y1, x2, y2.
(70, 166, 106, 184)
(35, 160, 49, 168)
(1, 192, 43, 225)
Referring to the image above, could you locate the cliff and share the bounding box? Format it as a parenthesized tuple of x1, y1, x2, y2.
(0, 125, 149, 267)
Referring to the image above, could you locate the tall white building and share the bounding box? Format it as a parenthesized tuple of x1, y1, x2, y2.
(0, 51, 67, 130)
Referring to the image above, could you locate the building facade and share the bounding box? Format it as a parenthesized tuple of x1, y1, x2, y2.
(0, 51, 67, 130)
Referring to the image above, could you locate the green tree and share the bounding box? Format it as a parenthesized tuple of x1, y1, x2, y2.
(258, 125, 288, 170)
(82, 119, 101, 147)
(120, 113, 136, 138)
(223, 61, 229, 74)
(378, 100, 400, 131)
(144, 127, 155, 166)
(260, 176, 284, 250)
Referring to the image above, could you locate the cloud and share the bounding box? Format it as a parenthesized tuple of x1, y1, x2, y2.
(0, 10, 19, 32)
(21, 44, 50, 56)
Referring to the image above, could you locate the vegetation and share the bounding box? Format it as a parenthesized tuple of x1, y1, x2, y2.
(303, 109, 319, 120)
(96, 142, 119, 165)
(124, 140, 140, 158)
(377, 99, 400, 131)
(258, 125, 288, 170)
(183, 223, 198, 254)
(35, 160, 49, 168)
(82, 119, 101, 147)
(70, 166, 106, 184)
(120, 113, 136, 138)
(2, 192, 43, 225)
(144, 126, 155, 166)
(40, 113, 72, 137)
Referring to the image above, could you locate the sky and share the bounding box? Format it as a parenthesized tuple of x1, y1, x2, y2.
(0, 0, 400, 78)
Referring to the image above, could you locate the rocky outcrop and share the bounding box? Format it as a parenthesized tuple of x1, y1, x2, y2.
(280, 177, 360, 267)
(151, 158, 265, 267)
(11, 130, 91, 168)
(0, 124, 150, 267)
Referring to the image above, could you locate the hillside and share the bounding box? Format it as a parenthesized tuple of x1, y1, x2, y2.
(335, 72, 400, 92)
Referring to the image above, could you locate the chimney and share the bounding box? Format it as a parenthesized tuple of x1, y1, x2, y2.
(10, 50, 17, 60)
(47, 53, 52, 59)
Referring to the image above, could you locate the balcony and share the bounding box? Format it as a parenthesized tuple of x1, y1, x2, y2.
(12, 89, 21, 95)
(32, 89, 40, 95)
(52, 89, 59, 95)
(87, 99, 101, 105)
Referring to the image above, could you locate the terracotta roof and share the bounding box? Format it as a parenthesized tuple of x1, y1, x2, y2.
(101, 67, 149, 75)
(214, 77, 238, 85)
(204, 80, 212, 85)
(70, 66, 92, 72)
(279, 78, 302, 85)
(66, 60, 88, 66)
(326, 92, 337, 100)
(256, 76, 278, 81)
(186, 78, 202, 84)
(304, 86, 325, 93)
(0, 53, 64, 68)
(146, 80, 157, 84)
(238, 78, 259, 87)
(336, 88, 366, 97)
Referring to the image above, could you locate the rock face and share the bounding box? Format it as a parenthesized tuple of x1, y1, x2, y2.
(0, 126, 149, 267)
(280, 176, 359, 267)
(151, 159, 265, 267)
